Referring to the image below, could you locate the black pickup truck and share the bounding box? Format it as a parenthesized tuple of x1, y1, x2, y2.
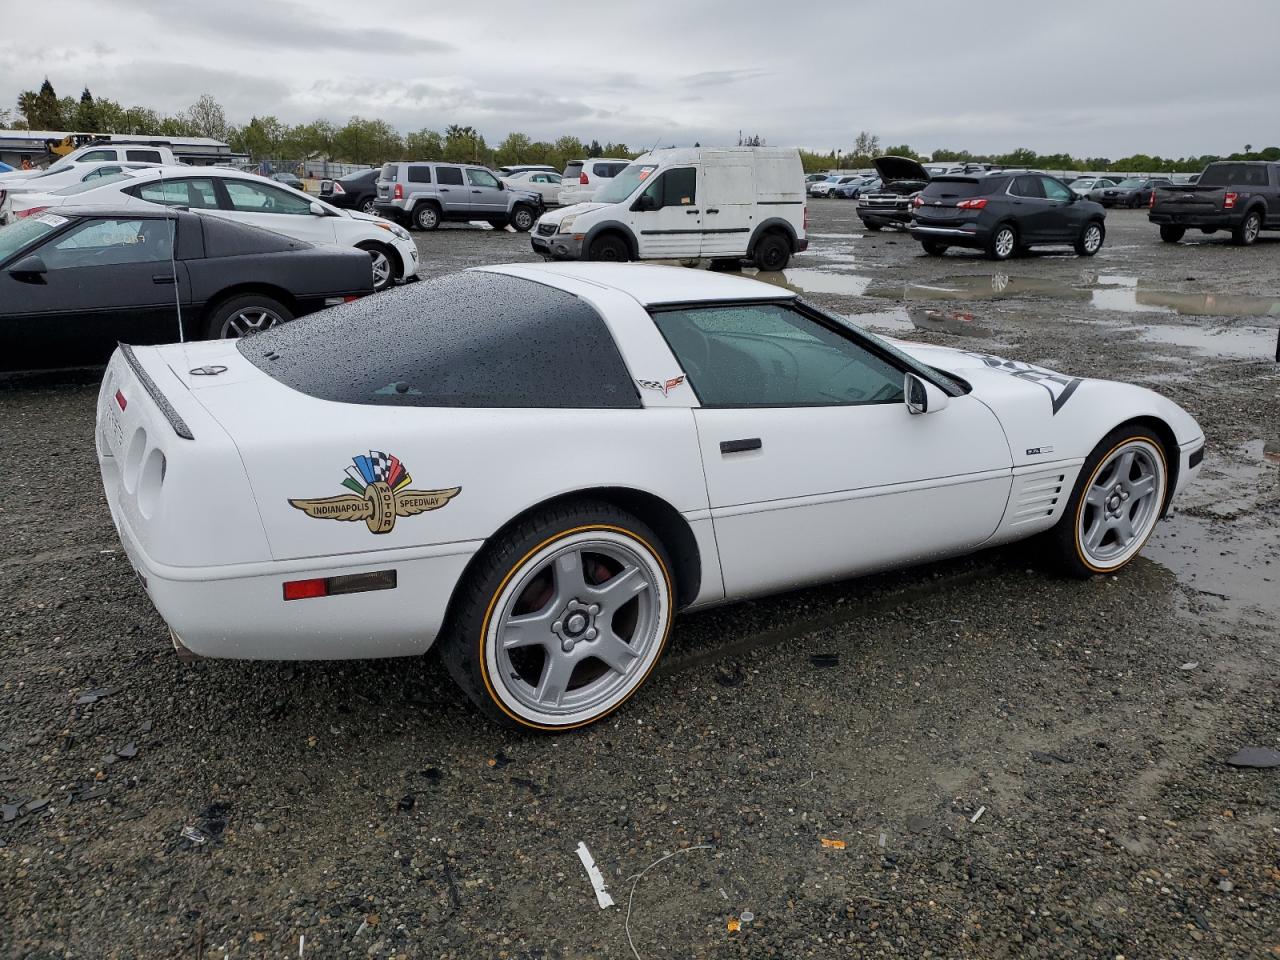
(1149, 161, 1280, 245)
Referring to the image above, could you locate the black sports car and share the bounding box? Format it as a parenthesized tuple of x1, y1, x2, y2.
(0, 207, 373, 373)
(319, 168, 380, 215)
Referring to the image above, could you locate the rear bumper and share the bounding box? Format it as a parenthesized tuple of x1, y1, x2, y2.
(373, 201, 410, 224)
(1149, 211, 1236, 227)
(101, 467, 479, 660)
(910, 223, 986, 248)
(858, 207, 913, 228)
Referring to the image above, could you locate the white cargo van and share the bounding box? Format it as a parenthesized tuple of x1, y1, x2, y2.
(530, 147, 807, 270)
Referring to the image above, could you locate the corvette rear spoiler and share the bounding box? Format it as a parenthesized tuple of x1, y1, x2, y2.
(119, 342, 195, 440)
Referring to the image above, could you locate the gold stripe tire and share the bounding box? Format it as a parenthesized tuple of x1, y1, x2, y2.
(439, 502, 675, 731)
(1044, 424, 1169, 578)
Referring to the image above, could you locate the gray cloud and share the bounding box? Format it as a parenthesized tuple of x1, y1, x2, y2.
(680, 68, 772, 87)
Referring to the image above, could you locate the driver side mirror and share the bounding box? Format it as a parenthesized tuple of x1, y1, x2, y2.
(308, 201, 326, 216)
(8, 254, 47, 283)
(634, 192, 659, 212)
(905, 373, 950, 415)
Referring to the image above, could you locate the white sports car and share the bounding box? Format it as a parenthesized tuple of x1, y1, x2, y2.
(96, 263, 1204, 731)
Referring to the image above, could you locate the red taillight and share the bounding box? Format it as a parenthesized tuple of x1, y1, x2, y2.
(283, 578, 328, 601)
(957, 198, 988, 210)
(332, 182, 346, 195)
(1150, 190, 1157, 209)
(912, 196, 924, 207)
(1223, 192, 1237, 210)
(343, 295, 360, 303)
(15, 206, 48, 219)
(579, 172, 589, 184)
(114, 389, 127, 411)
(393, 183, 404, 200)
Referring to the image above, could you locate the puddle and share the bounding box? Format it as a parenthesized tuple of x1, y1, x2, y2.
(753, 268, 874, 296)
(1136, 324, 1278, 359)
(1146, 440, 1280, 619)
(866, 274, 1090, 302)
(807, 232, 863, 240)
(1093, 287, 1280, 316)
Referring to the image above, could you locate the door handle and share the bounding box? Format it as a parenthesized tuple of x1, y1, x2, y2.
(686, 208, 699, 215)
(472, 189, 481, 193)
(152, 274, 176, 285)
(720, 438, 762, 455)
(706, 208, 720, 214)
(440, 188, 450, 192)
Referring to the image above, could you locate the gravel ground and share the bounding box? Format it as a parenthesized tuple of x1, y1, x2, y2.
(2, 203, 1278, 959)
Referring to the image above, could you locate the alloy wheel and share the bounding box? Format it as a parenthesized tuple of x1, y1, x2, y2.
(219, 307, 285, 338)
(1083, 224, 1103, 254)
(995, 228, 1016, 258)
(369, 249, 392, 289)
(485, 531, 669, 725)
(1078, 440, 1165, 568)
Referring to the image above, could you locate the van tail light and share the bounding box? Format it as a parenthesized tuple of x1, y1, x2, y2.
(393, 183, 404, 200)
(15, 206, 48, 219)
(1223, 192, 1237, 210)
(957, 198, 989, 210)
(580, 172, 589, 184)
(803, 206, 808, 231)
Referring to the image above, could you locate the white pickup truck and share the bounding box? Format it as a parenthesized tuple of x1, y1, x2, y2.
(0, 142, 179, 186)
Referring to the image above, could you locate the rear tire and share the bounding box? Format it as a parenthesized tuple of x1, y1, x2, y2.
(413, 203, 441, 231)
(752, 232, 791, 271)
(1042, 425, 1169, 579)
(986, 223, 1018, 260)
(359, 198, 377, 215)
(1074, 220, 1105, 256)
(1159, 225, 1185, 243)
(921, 240, 949, 256)
(511, 205, 536, 232)
(588, 234, 630, 262)
(1232, 209, 1262, 246)
(204, 294, 293, 340)
(439, 501, 675, 731)
(863, 222, 883, 232)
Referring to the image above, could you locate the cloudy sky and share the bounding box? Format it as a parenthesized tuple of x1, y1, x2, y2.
(4, 0, 1278, 157)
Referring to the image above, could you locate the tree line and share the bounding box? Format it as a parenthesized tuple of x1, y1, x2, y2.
(6, 82, 1276, 176)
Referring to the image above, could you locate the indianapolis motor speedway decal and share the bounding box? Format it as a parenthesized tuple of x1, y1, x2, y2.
(289, 451, 460, 534)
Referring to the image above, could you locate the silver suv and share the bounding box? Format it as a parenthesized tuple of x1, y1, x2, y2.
(374, 161, 544, 232)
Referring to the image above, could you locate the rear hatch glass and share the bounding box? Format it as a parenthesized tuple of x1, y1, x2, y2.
(920, 178, 995, 200)
(562, 162, 583, 181)
(379, 163, 397, 181)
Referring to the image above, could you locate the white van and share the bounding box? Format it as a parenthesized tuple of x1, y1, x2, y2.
(531, 147, 807, 270)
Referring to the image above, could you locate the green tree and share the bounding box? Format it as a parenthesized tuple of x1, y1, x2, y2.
(73, 88, 98, 132)
(187, 94, 228, 140)
(331, 117, 402, 164)
(494, 131, 532, 166)
(852, 130, 880, 158)
(405, 128, 443, 159)
(443, 124, 485, 163)
(882, 144, 918, 160)
(550, 135, 585, 170)
(22, 78, 64, 128)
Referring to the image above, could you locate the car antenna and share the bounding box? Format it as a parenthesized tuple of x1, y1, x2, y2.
(159, 165, 184, 343)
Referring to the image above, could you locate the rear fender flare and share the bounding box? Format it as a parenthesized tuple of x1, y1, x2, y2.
(747, 217, 799, 255)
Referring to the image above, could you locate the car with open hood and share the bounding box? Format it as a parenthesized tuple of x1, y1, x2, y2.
(96, 263, 1203, 731)
(856, 156, 931, 230)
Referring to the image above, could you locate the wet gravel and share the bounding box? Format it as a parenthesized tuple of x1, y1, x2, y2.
(2, 203, 1278, 959)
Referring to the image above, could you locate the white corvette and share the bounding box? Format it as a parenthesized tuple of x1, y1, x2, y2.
(96, 263, 1204, 730)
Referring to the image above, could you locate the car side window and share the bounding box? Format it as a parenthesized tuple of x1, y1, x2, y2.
(1041, 177, 1073, 201)
(39, 218, 174, 269)
(133, 178, 219, 209)
(224, 180, 313, 215)
(437, 167, 464, 186)
(652, 303, 906, 407)
(78, 150, 115, 162)
(641, 168, 696, 209)
(125, 150, 163, 163)
(466, 169, 501, 188)
(407, 166, 432, 183)
(1012, 176, 1045, 199)
(82, 165, 123, 180)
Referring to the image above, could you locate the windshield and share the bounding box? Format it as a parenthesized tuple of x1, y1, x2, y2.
(593, 163, 657, 204)
(55, 174, 130, 195)
(0, 216, 59, 263)
(1115, 179, 1144, 188)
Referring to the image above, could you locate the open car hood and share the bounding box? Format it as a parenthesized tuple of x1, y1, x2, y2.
(873, 156, 930, 183)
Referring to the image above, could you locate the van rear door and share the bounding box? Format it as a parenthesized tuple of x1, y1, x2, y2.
(699, 156, 754, 256)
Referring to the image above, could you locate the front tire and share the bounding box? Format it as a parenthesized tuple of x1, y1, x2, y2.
(510, 205, 536, 232)
(863, 221, 883, 232)
(1044, 425, 1168, 578)
(440, 502, 675, 731)
(1160, 225, 1185, 243)
(204, 294, 293, 340)
(986, 223, 1018, 260)
(357, 242, 397, 292)
(1232, 209, 1262, 246)
(589, 234, 630, 262)
(752, 231, 791, 271)
(1075, 220, 1105, 256)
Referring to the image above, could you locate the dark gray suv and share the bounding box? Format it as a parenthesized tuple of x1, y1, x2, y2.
(910, 172, 1107, 260)
(373, 162, 543, 232)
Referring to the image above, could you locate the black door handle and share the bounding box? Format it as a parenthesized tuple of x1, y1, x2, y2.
(686, 208, 699, 214)
(706, 208, 720, 214)
(720, 438, 762, 454)
(152, 274, 176, 284)
(472, 189, 481, 193)
(440, 188, 450, 192)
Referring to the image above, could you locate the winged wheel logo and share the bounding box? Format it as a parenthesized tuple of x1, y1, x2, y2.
(289, 451, 460, 534)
